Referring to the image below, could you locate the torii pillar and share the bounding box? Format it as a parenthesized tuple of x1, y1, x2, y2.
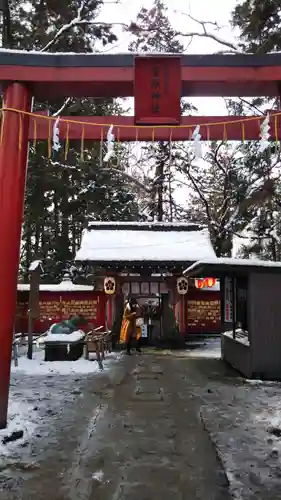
(0, 83, 32, 428)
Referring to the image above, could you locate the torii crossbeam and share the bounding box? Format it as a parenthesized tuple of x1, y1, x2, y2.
(0, 50, 281, 428)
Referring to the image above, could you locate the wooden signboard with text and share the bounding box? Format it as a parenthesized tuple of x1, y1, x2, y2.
(224, 277, 233, 323)
(134, 56, 181, 125)
(16, 291, 105, 334)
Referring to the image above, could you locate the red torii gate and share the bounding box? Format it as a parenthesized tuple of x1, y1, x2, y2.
(0, 51, 281, 427)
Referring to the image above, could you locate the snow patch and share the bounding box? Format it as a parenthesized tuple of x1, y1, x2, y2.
(223, 330, 250, 346)
(11, 349, 120, 376)
(186, 347, 221, 359)
(200, 378, 281, 499)
(92, 470, 104, 482)
(245, 379, 281, 386)
(0, 400, 37, 457)
(18, 282, 94, 292)
(29, 260, 42, 271)
(44, 330, 85, 343)
(186, 339, 221, 358)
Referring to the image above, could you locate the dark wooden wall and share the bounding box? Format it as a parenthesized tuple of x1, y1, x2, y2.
(250, 272, 281, 379)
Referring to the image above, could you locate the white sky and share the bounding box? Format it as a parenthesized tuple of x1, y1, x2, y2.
(99, 0, 239, 114)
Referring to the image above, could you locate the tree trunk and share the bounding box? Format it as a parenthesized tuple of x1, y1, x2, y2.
(53, 189, 59, 239)
(24, 225, 32, 281)
(168, 170, 173, 222)
(156, 161, 164, 222)
(2, 0, 12, 48)
(27, 313, 34, 360)
(60, 170, 71, 260)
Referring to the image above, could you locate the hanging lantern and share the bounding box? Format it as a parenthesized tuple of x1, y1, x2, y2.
(205, 277, 217, 288)
(104, 276, 116, 295)
(195, 278, 205, 289)
(177, 277, 188, 295)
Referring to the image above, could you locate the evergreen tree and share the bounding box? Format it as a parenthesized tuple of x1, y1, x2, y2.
(232, 0, 281, 53)
(2, 0, 117, 51)
(229, 0, 281, 259)
(2, 1, 143, 281)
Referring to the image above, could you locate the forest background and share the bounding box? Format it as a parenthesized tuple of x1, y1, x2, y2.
(1, 0, 280, 281)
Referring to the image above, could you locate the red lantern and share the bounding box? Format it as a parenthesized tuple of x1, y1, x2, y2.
(205, 277, 217, 288)
(195, 278, 205, 289)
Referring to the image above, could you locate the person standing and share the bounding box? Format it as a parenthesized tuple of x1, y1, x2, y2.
(120, 297, 142, 354)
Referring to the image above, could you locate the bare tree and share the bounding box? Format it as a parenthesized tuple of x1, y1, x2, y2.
(173, 141, 281, 256)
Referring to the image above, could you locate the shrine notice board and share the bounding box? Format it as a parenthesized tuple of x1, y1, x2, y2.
(16, 291, 105, 333)
(134, 56, 181, 125)
(187, 291, 221, 334)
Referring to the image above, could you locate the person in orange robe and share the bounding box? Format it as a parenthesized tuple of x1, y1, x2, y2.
(120, 297, 142, 354)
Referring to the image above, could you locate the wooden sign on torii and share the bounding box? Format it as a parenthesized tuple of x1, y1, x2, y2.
(0, 50, 280, 428)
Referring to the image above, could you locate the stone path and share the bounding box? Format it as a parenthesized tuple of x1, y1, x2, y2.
(0, 352, 233, 499)
(84, 354, 231, 500)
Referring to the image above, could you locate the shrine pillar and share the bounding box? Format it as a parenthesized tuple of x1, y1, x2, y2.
(0, 83, 32, 429)
(105, 296, 113, 330)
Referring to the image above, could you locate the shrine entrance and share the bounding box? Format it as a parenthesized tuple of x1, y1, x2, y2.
(74, 221, 223, 346)
(137, 296, 162, 344)
(0, 51, 280, 427)
(121, 280, 166, 343)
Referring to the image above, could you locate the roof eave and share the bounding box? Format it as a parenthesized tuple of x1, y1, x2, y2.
(184, 262, 281, 277)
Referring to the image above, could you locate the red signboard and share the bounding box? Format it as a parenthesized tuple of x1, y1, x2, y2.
(186, 291, 221, 334)
(134, 56, 181, 125)
(16, 291, 106, 334)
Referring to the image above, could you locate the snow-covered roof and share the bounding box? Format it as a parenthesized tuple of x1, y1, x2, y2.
(0, 49, 197, 56)
(17, 281, 93, 292)
(75, 222, 215, 263)
(185, 257, 281, 276)
(87, 221, 200, 228)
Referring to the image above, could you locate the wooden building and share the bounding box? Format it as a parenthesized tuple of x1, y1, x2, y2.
(74, 222, 221, 341)
(185, 257, 281, 380)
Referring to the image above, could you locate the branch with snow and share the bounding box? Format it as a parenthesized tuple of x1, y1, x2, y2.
(41, 1, 86, 52)
(100, 167, 151, 193)
(40, 1, 124, 53)
(173, 11, 239, 53)
(26, 0, 241, 57)
(129, 10, 239, 54)
(52, 98, 72, 117)
(29, 260, 43, 272)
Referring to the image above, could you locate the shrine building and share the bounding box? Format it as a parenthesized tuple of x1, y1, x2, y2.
(74, 222, 221, 341)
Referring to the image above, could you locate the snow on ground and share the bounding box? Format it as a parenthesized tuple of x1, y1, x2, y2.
(185, 338, 221, 358)
(5, 339, 281, 499)
(0, 399, 37, 459)
(200, 383, 281, 499)
(0, 347, 121, 464)
(190, 339, 281, 499)
(11, 347, 120, 375)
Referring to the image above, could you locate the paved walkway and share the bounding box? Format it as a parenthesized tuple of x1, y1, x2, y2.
(1, 352, 233, 500)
